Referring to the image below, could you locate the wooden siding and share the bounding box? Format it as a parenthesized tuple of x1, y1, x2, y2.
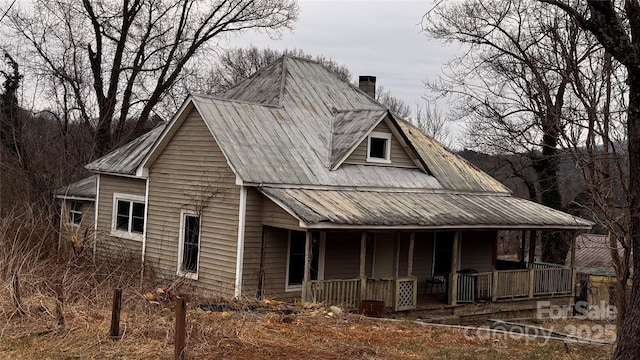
(145, 109, 240, 297)
(262, 197, 301, 229)
(95, 174, 145, 262)
(261, 226, 293, 300)
(242, 188, 263, 297)
(398, 232, 434, 281)
(460, 231, 496, 273)
(324, 232, 367, 279)
(344, 120, 417, 168)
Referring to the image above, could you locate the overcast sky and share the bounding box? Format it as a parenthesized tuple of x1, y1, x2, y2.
(227, 0, 461, 119)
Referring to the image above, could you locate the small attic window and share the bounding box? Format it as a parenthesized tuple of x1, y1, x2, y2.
(367, 132, 391, 163)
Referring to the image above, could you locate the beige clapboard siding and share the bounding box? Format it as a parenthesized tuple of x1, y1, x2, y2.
(344, 120, 417, 167)
(95, 174, 146, 262)
(145, 109, 240, 296)
(397, 232, 435, 281)
(324, 231, 368, 279)
(460, 231, 496, 273)
(262, 197, 301, 229)
(242, 188, 263, 297)
(261, 226, 293, 300)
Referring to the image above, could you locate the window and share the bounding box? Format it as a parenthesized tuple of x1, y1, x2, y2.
(111, 193, 145, 240)
(367, 131, 391, 163)
(69, 201, 83, 225)
(178, 211, 201, 279)
(286, 230, 322, 290)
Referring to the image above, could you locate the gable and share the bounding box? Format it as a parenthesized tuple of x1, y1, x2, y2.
(343, 119, 418, 168)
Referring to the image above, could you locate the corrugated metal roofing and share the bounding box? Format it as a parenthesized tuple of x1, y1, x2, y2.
(192, 96, 442, 188)
(397, 119, 511, 193)
(260, 187, 593, 229)
(55, 175, 97, 200)
(329, 109, 388, 168)
(570, 234, 623, 270)
(86, 124, 166, 175)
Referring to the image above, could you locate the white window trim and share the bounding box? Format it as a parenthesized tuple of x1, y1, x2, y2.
(68, 200, 83, 227)
(366, 131, 392, 164)
(285, 231, 325, 292)
(177, 209, 201, 280)
(111, 193, 145, 241)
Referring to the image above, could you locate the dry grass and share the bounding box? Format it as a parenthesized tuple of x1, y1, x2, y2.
(0, 209, 615, 359)
(0, 291, 615, 360)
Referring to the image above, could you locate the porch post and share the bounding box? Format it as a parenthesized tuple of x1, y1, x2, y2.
(528, 230, 536, 269)
(520, 230, 527, 264)
(359, 232, 367, 302)
(570, 233, 577, 297)
(449, 231, 460, 305)
(407, 233, 415, 277)
(302, 231, 312, 301)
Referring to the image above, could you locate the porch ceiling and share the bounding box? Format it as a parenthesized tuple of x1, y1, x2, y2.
(259, 187, 593, 230)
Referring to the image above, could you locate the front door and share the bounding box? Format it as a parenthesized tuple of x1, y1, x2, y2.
(433, 232, 455, 275)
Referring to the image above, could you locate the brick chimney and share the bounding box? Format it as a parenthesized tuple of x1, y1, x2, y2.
(358, 75, 376, 98)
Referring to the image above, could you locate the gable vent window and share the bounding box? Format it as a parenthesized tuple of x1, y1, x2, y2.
(367, 131, 392, 163)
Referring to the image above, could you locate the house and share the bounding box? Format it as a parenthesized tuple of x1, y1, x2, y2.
(570, 234, 631, 309)
(57, 56, 592, 312)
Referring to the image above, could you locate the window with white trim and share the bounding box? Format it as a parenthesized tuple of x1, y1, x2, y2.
(286, 230, 321, 290)
(367, 131, 392, 163)
(69, 201, 83, 225)
(111, 193, 145, 240)
(178, 211, 201, 279)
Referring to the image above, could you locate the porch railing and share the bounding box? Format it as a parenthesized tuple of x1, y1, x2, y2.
(456, 272, 492, 303)
(304, 277, 418, 311)
(303, 279, 361, 307)
(456, 266, 573, 303)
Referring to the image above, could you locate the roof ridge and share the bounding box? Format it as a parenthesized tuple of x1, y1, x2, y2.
(191, 93, 282, 109)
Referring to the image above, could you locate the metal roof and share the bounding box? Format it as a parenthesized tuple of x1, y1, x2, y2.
(55, 175, 97, 200)
(86, 124, 166, 175)
(259, 187, 593, 230)
(397, 119, 511, 193)
(569, 234, 624, 271)
(191, 95, 442, 188)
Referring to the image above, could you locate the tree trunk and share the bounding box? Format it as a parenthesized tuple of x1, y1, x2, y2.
(613, 71, 640, 360)
(533, 127, 568, 264)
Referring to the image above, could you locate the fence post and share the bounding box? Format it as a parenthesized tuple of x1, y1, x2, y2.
(55, 283, 65, 327)
(109, 288, 122, 339)
(11, 272, 25, 316)
(175, 296, 187, 360)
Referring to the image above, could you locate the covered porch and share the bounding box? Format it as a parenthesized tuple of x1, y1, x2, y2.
(258, 186, 593, 312)
(299, 230, 577, 312)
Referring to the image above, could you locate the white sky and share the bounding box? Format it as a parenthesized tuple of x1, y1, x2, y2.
(227, 0, 461, 118)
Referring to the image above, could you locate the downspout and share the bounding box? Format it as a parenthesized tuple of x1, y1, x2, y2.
(141, 177, 150, 285)
(93, 174, 101, 263)
(234, 186, 248, 298)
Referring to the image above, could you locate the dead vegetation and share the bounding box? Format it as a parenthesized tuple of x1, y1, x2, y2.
(0, 207, 613, 359)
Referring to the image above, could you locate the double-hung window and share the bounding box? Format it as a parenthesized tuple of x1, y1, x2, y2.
(111, 193, 145, 240)
(69, 201, 83, 225)
(178, 210, 201, 279)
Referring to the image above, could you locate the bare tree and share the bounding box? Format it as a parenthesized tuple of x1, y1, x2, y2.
(424, 0, 598, 264)
(536, 1, 640, 357)
(5, 0, 298, 156)
(376, 85, 412, 119)
(204, 46, 351, 95)
(413, 102, 451, 146)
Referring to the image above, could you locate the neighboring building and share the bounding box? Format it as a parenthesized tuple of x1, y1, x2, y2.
(57, 56, 592, 312)
(570, 234, 631, 308)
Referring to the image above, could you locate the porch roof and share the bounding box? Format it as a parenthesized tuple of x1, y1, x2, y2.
(260, 187, 593, 230)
